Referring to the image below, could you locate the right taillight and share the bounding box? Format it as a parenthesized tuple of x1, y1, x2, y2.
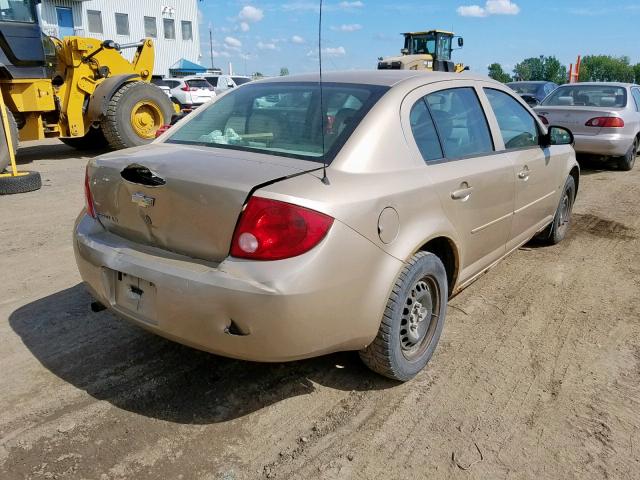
(84, 166, 96, 219)
(538, 115, 549, 126)
(585, 117, 624, 128)
(181, 85, 192, 92)
(230, 197, 334, 261)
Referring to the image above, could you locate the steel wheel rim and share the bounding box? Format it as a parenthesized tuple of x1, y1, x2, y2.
(130, 101, 164, 139)
(400, 275, 440, 361)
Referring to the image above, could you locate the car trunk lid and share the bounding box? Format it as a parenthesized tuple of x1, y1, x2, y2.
(535, 106, 624, 136)
(88, 143, 320, 262)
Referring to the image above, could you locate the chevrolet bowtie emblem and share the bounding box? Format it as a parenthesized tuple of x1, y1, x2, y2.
(131, 192, 155, 208)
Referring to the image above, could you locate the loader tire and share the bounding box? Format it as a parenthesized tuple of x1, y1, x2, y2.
(60, 127, 109, 151)
(101, 81, 174, 150)
(0, 171, 41, 195)
(0, 110, 19, 173)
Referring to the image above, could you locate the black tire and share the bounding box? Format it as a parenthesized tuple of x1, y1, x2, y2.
(617, 137, 637, 171)
(0, 171, 42, 195)
(0, 110, 19, 173)
(101, 81, 174, 150)
(360, 251, 448, 382)
(60, 127, 109, 150)
(539, 175, 576, 245)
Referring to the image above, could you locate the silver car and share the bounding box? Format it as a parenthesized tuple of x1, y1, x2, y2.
(535, 82, 640, 170)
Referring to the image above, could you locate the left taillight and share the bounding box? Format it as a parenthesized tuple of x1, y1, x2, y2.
(84, 166, 96, 218)
(155, 124, 171, 138)
(230, 197, 334, 261)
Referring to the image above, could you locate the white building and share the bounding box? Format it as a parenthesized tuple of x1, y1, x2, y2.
(37, 0, 202, 77)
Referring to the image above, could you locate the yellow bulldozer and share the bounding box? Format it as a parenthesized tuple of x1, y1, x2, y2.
(0, 0, 173, 194)
(377, 30, 467, 73)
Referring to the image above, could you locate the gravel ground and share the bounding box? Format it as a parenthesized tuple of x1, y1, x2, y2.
(1, 140, 639, 479)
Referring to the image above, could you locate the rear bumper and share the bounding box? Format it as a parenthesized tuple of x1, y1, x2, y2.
(73, 213, 403, 362)
(573, 133, 634, 157)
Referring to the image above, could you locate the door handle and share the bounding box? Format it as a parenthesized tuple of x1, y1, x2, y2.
(518, 166, 530, 180)
(451, 184, 474, 200)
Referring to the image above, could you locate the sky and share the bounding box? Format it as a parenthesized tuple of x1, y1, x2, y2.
(197, 0, 640, 77)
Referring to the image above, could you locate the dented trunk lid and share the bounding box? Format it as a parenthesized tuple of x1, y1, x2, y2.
(88, 143, 320, 262)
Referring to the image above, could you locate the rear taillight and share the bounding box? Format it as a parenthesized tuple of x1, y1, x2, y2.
(181, 85, 193, 92)
(84, 166, 96, 219)
(585, 117, 624, 128)
(230, 197, 334, 260)
(155, 124, 171, 138)
(538, 115, 549, 126)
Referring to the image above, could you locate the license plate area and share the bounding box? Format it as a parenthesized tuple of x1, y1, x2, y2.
(113, 271, 158, 325)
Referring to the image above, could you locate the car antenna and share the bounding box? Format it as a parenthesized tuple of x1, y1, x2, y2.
(318, 0, 330, 185)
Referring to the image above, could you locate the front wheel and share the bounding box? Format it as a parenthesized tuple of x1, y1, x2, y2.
(360, 251, 448, 382)
(539, 175, 576, 245)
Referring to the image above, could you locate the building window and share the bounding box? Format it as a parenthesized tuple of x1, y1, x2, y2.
(163, 18, 175, 40)
(181, 21, 193, 41)
(144, 16, 157, 38)
(115, 13, 129, 36)
(87, 10, 103, 34)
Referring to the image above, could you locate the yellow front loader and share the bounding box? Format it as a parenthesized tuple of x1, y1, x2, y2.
(0, 0, 173, 194)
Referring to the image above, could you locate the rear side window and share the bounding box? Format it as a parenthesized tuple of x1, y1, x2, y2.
(425, 87, 493, 159)
(410, 100, 443, 162)
(631, 88, 640, 112)
(206, 77, 219, 87)
(485, 89, 539, 149)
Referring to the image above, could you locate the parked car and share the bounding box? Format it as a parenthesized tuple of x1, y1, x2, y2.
(507, 81, 558, 107)
(167, 76, 216, 109)
(150, 77, 173, 98)
(204, 74, 252, 94)
(76, 71, 579, 381)
(535, 82, 640, 170)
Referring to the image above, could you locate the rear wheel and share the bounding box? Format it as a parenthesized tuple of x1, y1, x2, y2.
(0, 110, 19, 173)
(101, 81, 174, 150)
(359, 252, 448, 382)
(617, 137, 637, 171)
(60, 127, 108, 151)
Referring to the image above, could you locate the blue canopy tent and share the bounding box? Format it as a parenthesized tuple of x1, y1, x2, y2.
(169, 58, 207, 77)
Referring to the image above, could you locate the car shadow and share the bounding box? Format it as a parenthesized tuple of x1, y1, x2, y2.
(576, 155, 617, 176)
(9, 284, 396, 425)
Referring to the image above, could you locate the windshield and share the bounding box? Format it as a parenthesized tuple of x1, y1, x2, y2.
(0, 0, 35, 22)
(508, 83, 542, 95)
(542, 85, 627, 107)
(232, 77, 251, 86)
(165, 82, 388, 163)
(406, 34, 436, 55)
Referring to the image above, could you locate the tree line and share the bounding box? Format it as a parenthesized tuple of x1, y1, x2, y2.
(488, 55, 640, 84)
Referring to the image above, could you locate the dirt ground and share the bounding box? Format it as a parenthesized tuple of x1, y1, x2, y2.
(1, 140, 639, 480)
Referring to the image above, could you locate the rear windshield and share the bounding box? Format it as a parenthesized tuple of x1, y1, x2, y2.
(186, 79, 212, 89)
(165, 82, 388, 163)
(507, 83, 542, 95)
(542, 85, 627, 108)
(232, 77, 251, 86)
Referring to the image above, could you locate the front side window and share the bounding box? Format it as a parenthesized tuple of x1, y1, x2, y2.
(164, 18, 175, 39)
(166, 82, 388, 163)
(425, 87, 493, 159)
(542, 85, 627, 108)
(115, 13, 129, 36)
(410, 99, 443, 162)
(485, 88, 539, 149)
(144, 16, 157, 38)
(631, 88, 640, 112)
(181, 20, 193, 40)
(87, 10, 103, 34)
(0, 0, 35, 22)
(232, 77, 251, 86)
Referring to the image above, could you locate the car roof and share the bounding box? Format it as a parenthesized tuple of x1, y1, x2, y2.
(508, 81, 552, 85)
(558, 82, 637, 88)
(255, 70, 491, 88)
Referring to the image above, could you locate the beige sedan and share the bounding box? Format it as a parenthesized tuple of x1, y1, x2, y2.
(75, 71, 579, 381)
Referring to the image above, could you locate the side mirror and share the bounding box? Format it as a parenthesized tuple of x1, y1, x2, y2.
(401, 48, 409, 55)
(542, 126, 574, 147)
(458, 37, 464, 47)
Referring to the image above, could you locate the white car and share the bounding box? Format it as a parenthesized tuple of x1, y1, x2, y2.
(150, 77, 173, 98)
(204, 75, 252, 95)
(167, 77, 216, 109)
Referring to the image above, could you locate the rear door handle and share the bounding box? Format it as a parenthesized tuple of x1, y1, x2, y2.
(451, 185, 474, 200)
(518, 166, 530, 180)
